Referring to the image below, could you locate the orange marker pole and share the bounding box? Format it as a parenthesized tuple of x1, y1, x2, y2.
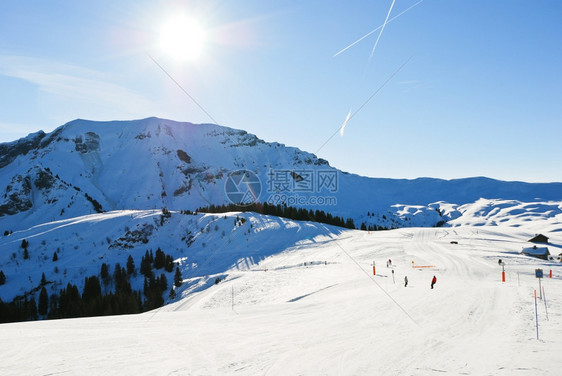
(549, 269, 552, 278)
(501, 262, 505, 282)
(372, 261, 376, 276)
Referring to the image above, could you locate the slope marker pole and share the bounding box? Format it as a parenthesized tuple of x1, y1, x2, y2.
(542, 286, 549, 321)
(501, 262, 505, 282)
(534, 290, 539, 340)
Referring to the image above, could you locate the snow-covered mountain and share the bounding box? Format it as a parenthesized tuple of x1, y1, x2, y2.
(1, 117, 562, 233)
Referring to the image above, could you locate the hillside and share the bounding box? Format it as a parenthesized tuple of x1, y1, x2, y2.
(1, 197, 560, 318)
(0, 210, 342, 304)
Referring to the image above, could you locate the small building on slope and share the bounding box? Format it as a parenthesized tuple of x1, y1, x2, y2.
(528, 234, 549, 244)
(521, 245, 551, 260)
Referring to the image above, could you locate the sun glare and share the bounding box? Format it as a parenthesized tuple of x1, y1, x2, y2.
(159, 16, 206, 61)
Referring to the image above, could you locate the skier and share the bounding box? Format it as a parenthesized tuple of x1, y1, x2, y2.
(404, 276, 408, 287)
(431, 275, 437, 289)
(498, 259, 502, 265)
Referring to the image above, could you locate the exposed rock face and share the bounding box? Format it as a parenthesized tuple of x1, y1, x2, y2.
(34, 169, 56, 190)
(0, 131, 45, 168)
(0, 174, 33, 216)
(176, 149, 191, 164)
(74, 132, 100, 154)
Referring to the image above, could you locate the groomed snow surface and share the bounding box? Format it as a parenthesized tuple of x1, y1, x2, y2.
(1, 224, 560, 375)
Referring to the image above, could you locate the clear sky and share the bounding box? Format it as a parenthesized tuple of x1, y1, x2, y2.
(1, 0, 561, 182)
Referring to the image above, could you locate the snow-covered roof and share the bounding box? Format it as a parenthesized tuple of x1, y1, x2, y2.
(521, 246, 550, 255)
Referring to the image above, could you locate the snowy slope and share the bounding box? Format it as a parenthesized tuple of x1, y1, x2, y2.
(1, 219, 561, 375)
(2, 117, 562, 233)
(449, 198, 562, 228)
(0, 210, 343, 303)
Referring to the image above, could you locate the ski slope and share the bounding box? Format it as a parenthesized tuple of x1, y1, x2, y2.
(1, 224, 560, 375)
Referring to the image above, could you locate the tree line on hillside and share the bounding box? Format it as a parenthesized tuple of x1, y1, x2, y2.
(197, 203, 357, 229)
(0, 248, 184, 323)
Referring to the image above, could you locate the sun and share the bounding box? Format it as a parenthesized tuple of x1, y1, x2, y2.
(159, 15, 207, 62)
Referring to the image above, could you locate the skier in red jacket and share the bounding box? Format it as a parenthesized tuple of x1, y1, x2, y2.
(431, 275, 437, 289)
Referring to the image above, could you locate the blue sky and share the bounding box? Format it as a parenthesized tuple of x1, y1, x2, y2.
(1, 0, 561, 182)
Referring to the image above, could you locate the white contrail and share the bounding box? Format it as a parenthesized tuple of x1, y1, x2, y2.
(370, 0, 397, 59)
(334, 0, 423, 57)
(340, 109, 352, 136)
(315, 55, 413, 155)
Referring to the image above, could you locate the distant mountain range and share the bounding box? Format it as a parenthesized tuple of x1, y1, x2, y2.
(1, 117, 561, 232)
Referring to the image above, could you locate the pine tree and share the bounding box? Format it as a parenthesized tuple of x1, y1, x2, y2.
(38, 286, 49, 316)
(126, 255, 135, 276)
(165, 255, 174, 273)
(160, 273, 168, 292)
(154, 248, 165, 269)
(47, 294, 59, 319)
(114, 264, 131, 293)
(27, 297, 38, 321)
(40, 272, 47, 286)
(0, 270, 5, 285)
(140, 254, 149, 276)
(58, 283, 82, 318)
(100, 263, 110, 285)
(140, 255, 153, 278)
(23, 248, 30, 260)
(82, 276, 102, 302)
(52, 251, 58, 262)
(174, 266, 182, 287)
(143, 277, 149, 296)
(169, 287, 176, 300)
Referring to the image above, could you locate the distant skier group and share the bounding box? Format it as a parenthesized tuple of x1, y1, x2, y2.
(397, 258, 436, 289)
(403, 275, 436, 289)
